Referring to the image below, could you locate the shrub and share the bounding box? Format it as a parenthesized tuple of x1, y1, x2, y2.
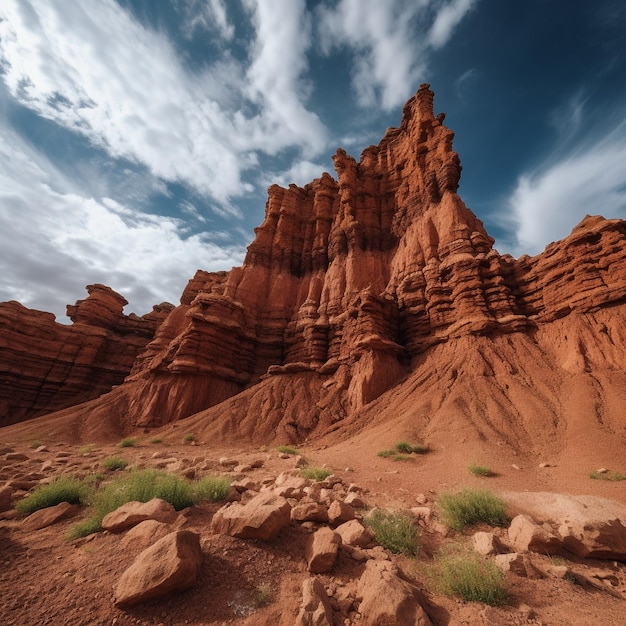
(589, 470, 626, 481)
(68, 470, 230, 539)
(377, 449, 395, 458)
(276, 445, 300, 455)
(437, 552, 507, 605)
(183, 433, 197, 443)
(118, 437, 137, 448)
(78, 444, 97, 455)
(438, 489, 509, 531)
(395, 441, 427, 454)
(300, 467, 333, 481)
(364, 509, 419, 556)
(256, 583, 272, 607)
(29, 440, 43, 449)
(150, 437, 163, 444)
(194, 476, 231, 502)
(468, 464, 493, 477)
(102, 457, 128, 471)
(16, 476, 92, 516)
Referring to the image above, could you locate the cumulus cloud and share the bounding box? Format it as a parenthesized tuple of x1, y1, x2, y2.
(0, 0, 326, 211)
(0, 121, 246, 320)
(502, 119, 626, 256)
(316, 0, 477, 110)
(174, 0, 235, 40)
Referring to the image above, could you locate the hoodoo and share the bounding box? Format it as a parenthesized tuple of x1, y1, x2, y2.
(2, 85, 626, 459)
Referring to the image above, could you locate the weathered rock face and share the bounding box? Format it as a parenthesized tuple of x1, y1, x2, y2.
(4, 85, 626, 450)
(0, 285, 172, 426)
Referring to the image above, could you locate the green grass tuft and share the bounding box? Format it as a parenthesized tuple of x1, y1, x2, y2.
(102, 457, 128, 471)
(589, 470, 626, 481)
(436, 552, 508, 605)
(438, 489, 509, 531)
(183, 433, 197, 443)
(395, 441, 428, 454)
(118, 437, 137, 448)
(16, 476, 92, 517)
(194, 476, 231, 502)
(300, 467, 333, 481)
(29, 440, 43, 449)
(150, 437, 163, 444)
(377, 449, 395, 458)
(78, 443, 97, 455)
(468, 463, 494, 477)
(68, 470, 231, 539)
(276, 445, 300, 455)
(364, 509, 419, 556)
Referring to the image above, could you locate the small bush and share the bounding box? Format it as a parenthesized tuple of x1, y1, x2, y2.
(150, 437, 163, 444)
(16, 476, 92, 516)
(589, 470, 626, 481)
(276, 445, 300, 455)
(118, 438, 137, 448)
(468, 464, 493, 477)
(29, 440, 43, 449)
(395, 441, 427, 454)
(437, 552, 507, 605)
(183, 433, 197, 443)
(102, 457, 128, 471)
(364, 509, 419, 556)
(377, 449, 395, 458)
(78, 444, 97, 455)
(300, 467, 333, 481)
(194, 476, 231, 502)
(256, 583, 272, 607)
(438, 489, 509, 531)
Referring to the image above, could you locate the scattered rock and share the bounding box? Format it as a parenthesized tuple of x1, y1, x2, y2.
(291, 501, 329, 523)
(119, 520, 172, 551)
(472, 531, 506, 556)
(114, 530, 202, 607)
(327, 500, 355, 526)
(102, 499, 177, 533)
(295, 578, 334, 626)
(494, 553, 542, 578)
(335, 520, 374, 548)
(305, 527, 341, 573)
(344, 492, 365, 508)
(0, 485, 14, 512)
(21, 502, 79, 531)
(211, 492, 291, 540)
(508, 515, 562, 555)
(356, 560, 432, 625)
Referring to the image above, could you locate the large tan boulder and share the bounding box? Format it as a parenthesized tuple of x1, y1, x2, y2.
(114, 530, 202, 607)
(356, 560, 432, 625)
(295, 578, 333, 626)
(508, 515, 562, 555)
(211, 492, 291, 540)
(102, 498, 177, 533)
(504, 492, 626, 560)
(119, 520, 172, 551)
(305, 527, 341, 573)
(335, 519, 374, 548)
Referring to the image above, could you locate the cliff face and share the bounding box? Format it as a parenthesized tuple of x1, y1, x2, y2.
(0, 284, 173, 426)
(4, 85, 626, 447)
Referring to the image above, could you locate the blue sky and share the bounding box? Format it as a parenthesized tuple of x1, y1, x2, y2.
(1, 0, 625, 320)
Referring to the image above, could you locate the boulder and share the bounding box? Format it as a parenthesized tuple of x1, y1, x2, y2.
(472, 531, 506, 556)
(0, 485, 14, 512)
(508, 515, 562, 555)
(119, 520, 172, 551)
(357, 560, 432, 625)
(494, 553, 542, 578)
(335, 519, 374, 548)
(327, 500, 356, 526)
(211, 492, 291, 540)
(102, 498, 177, 533)
(305, 527, 341, 573)
(504, 492, 626, 561)
(21, 502, 79, 530)
(295, 578, 333, 626)
(114, 530, 202, 607)
(291, 501, 329, 523)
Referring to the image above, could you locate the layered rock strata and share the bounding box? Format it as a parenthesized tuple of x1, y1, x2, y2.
(0, 284, 172, 425)
(4, 85, 626, 442)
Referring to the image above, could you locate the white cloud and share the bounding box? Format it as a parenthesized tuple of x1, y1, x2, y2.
(0, 0, 327, 212)
(265, 159, 328, 189)
(174, 0, 235, 40)
(316, 0, 477, 111)
(502, 120, 626, 256)
(428, 0, 478, 49)
(0, 121, 246, 320)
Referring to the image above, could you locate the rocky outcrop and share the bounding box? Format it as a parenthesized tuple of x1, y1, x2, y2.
(4, 85, 626, 450)
(0, 284, 172, 426)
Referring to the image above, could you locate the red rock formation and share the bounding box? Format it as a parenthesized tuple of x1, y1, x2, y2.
(0, 285, 172, 426)
(4, 85, 626, 452)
